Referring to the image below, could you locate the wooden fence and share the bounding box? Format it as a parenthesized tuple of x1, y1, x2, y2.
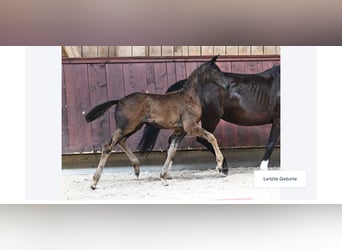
(62, 55, 280, 154)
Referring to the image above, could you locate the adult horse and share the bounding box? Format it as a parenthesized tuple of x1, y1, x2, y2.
(138, 62, 280, 174)
(85, 56, 228, 189)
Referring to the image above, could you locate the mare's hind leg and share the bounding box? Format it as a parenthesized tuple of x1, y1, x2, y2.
(160, 132, 186, 186)
(118, 140, 141, 178)
(184, 123, 224, 174)
(91, 129, 123, 190)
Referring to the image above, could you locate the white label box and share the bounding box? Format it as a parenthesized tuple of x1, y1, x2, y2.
(254, 171, 306, 188)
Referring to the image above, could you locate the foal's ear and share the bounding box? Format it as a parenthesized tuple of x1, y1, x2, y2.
(210, 55, 219, 65)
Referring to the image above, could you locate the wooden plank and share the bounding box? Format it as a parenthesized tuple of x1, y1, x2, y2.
(162, 46, 173, 56)
(63, 46, 81, 58)
(214, 46, 226, 56)
(173, 46, 183, 56)
(181, 46, 189, 56)
(123, 63, 148, 94)
(175, 62, 187, 82)
(108, 46, 116, 57)
(188, 46, 200, 56)
(231, 61, 246, 73)
(63, 64, 93, 153)
(244, 61, 264, 74)
(116, 46, 132, 56)
(132, 46, 146, 56)
(201, 46, 214, 55)
(264, 46, 276, 55)
(82, 46, 98, 57)
(238, 46, 251, 55)
(149, 46, 162, 56)
(105, 63, 126, 149)
(153, 62, 168, 93)
(145, 63, 156, 93)
(88, 63, 111, 152)
(251, 46, 264, 55)
(98, 46, 109, 57)
(166, 62, 177, 88)
(62, 64, 69, 154)
(226, 46, 238, 55)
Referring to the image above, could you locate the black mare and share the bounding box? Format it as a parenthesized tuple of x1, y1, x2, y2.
(138, 63, 280, 174)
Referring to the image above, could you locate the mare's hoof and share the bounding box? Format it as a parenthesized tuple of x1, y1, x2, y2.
(90, 185, 96, 190)
(135, 172, 140, 178)
(221, 168, 228, 176)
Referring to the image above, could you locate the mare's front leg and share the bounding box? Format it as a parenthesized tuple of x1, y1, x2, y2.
(160, 132, 186, 186)
(184, 123, 224, 174)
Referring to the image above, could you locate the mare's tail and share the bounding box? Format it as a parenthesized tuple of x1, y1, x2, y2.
(85, 100, 119, 122)
(137, 79, 187, 155)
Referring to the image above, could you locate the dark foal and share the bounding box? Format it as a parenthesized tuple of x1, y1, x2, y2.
(85, 56, 228, 189)
(138, 64, 280, 173)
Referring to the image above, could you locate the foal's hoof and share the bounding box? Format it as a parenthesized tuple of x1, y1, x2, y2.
(135, 171, 140, 178)
(90, 185, 96, 190)
(160, 173, 169, 186)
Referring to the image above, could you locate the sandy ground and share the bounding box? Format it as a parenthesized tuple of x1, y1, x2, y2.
(62, 164, 281, 202)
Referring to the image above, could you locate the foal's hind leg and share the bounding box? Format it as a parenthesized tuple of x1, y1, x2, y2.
(91, 129, 122, 190)
(184, 123, 224, 174)
(160, 132, 186, 186)
(118, 140, 141, 178)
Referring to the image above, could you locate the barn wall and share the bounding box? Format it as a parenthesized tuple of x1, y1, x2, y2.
(62, 56, 280, 154)
(63, 46, 280, 58)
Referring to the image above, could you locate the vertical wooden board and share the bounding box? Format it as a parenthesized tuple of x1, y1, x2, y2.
(185, 61, 198, 78)
(226, 46, 238, 55)
(88, 64, 111, 152)
(173, 46, 183, 56)
(188, 46, 200, 56)
(201, 46, 214, 55)
(175, 62, 186, 82)
(116, 46, 132, 56)
(63, 64, 93, 153)
(62, 64, 69, 153)
(153, 62, 168, 93)
(251, 46, 264, 55)
(105, 63, 125, 144)
(181, 46, 189, 56)
(231, 61, 246, 73)
(108, 46, 116, 57)
(214, 46, 226, 56)
(98, 46, 109, 57)
(149, 46, 162, 56)
(82, 46, 98, 57)
(132, 46, 146, 56)
(123, 63, 148, 94)
(162, 46, 173, 56)
(238, 46, 251, 55)
(245, 61, 263, 74)
(264, 46, 276, 55)
(166, 62, 177, 87)
(122, 63, 149, 149)
(216, 60, 232, 72)
(145, 63, 156, 93)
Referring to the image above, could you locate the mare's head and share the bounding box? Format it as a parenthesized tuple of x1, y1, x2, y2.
(187, 55, 228, 91)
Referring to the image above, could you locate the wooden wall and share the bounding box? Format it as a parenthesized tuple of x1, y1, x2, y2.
(62, 56, 280, 155)
(63, 46, 280, 58)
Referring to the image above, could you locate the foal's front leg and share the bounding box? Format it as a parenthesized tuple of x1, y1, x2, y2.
(184, 124, 224, 174)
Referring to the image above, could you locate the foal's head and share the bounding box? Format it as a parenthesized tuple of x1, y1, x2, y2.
(187, 55, 228, 91)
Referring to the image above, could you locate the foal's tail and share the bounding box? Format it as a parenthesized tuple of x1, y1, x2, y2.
(85, 100, 119, 122)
